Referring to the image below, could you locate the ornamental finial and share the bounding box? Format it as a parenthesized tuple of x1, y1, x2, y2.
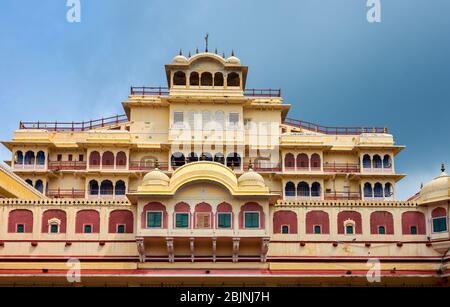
(204, 33, 209, 52)
(154, 159, 160, 170)
(441, 163, 445, 173)
(179, 49, 182, 56)
(248, 160, 253, 170)
(231, 50, 235, 57)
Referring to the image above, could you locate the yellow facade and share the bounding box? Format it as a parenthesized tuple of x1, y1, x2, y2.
(0, 51, 448, 286)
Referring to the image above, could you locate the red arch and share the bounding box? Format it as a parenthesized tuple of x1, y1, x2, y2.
(41, 209, 67, 233)
(284, 153, 295, 169)
(174, 202, 191, 228)
(432, 207, 447, 218)
(102, 151, 114, 167)
(239, 202, 265, 229)
(296, 153, 309, 169)
(337, 211, 362, 234)
(8, 209, 33, 233)
(310, 154, 321, 170)
(75, 210, 100, 233)
(89, 151, 100, 166)
(306, 210, 329, 234)
(402, 211, 426, 235)
(116, 151, 127, 167)
(194, 202, 213, 229)
(370, 211, 394, 234)
(109, 210, 134, 233)
(141, 202, 168, 229)
(216, 202, 233, 229)
(273, 210, 298, 234)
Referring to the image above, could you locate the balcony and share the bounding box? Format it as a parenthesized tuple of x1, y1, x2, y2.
(284, 166, 322, 172)
(130, 86, 282, 98)
(284, 195, 322, 201)
(47, 189, 85, 199)
(48, 161, 87, 171)
(129, 161, 169, 172)
(13, 163, 46, 171)
(19, 115, 128, 132)
(283, 118, 387, 135)
(324, 191, 362, 200)
(243, 162, 281, 173)
(323, 163, 360, 173)
(362, 166, 393, 174)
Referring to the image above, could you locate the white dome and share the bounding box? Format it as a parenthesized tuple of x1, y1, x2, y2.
(238, 169, 265, 187)
(226, 56, 241, 65)
(419, 165, 450, 204)
(142, 169, 170, 187)
(172, 54, 188, 64)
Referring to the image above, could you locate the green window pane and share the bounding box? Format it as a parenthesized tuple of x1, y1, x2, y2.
(147, 212, 162, 228)
(50, 224, 59, 233)
(244, 212, 259, 229)
(433, 217, 447, 233)
(84, 225, 92, 234)
(218, 213, 231, 228)
(346, 225, 354, 234)
(17, 224, 24, 233)
(314, 225, 321, 234)
(117, 225, 125, 233)
(410, 226, 417, 235)
(281, 225, 289, 234)
(176, 213, 189, 228)
(378, 226, 385, 235)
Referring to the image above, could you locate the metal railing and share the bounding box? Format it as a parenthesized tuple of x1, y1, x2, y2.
(48, 161, 87, 171)
(47, 189, 86, 199)
(283, 118, 388, 135)
(324, 192, 362, 200)
(19, 115, 128, 132)
(130, 86, 282, 98)
(323, 163, 360, 173)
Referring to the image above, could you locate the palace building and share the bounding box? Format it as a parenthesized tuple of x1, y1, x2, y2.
(0, 49, 448, 286)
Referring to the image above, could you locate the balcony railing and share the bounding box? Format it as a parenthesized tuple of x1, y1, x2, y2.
(19, 115, 128, 132)
(243, 162, 282, 172)
(48, 161, 87, 171)
(13, 163, 46, 170)
(323, 163, 360, 173)
(130, 86, 282, 98)
(129, 161, 169, 171)
(47, 189, 85, 199)
(284, 166, 322, 172)
(324, 192, 362, 200)
(283, 118, 388, 135)
(362, 166, 393, 173)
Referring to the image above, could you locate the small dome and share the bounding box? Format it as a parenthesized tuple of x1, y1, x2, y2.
(419, 165, 450, 204)
(142, 169, 170, 187)
(238, 168, 265, 187)
(226, 56, 241, 65)
(172, 54, 188, 64)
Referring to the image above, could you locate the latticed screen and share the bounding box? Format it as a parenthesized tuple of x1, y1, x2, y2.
(196, 213, 211, 228)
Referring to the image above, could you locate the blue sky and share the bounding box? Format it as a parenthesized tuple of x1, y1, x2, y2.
(0, 0, 449, 199)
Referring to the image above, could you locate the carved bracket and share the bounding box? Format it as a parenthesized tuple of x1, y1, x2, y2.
(166, 237, 175, 263)
(136, 237, 146, 263)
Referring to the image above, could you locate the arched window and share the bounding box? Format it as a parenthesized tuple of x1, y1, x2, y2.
(171, 152, 186, 167)
(200, 152, 213, 161)
(296, 154, 309, 170)
(273, 211, 298, 234)
(89, 180, 99, 195)
(285, 182, 296, 197)
(374, 182, 383, 197)
(217, 202, 233, 229)
(173, 71, 186, 86)
(432, 207, 448, 233)
(214, 153, 225, 164)
(100, 180, 113, 196)
(36, 151, 45, 165)
(215, 111, 225, 130)
(89, 151, 101, 167)
(306, 210, 330, 234)
(8, 209, 33, 233)
(364, 183, 373, 198)
(311, 182, 321, 197)
(227, 72, 240, 87)
(337, 211, 362, 234)
(109, 210, 133, 233)
(401, 211, 426, 235)
(373, 155, 382, 169)
(310, 154, 321, 170)
(370, 211, 394, 234)
(384, 183, 393, 197)
(34, 180, 44, 193)
(24, 151, 35, 165)
(187, 152, 198, 163)
(142, 202, 168, 229)
(297, 182, 310, 197)
(75, 210, 100, 234)
(362, 154, 371, 168)
(194, 202, 213, 229)
(190, 72, 199, 86)
(214, 72, 224, 86)
(383, 155, 392, 168)
(25, 179, 33, 186)
(115, 180, 126, 195)
(116, 152, 127, 167)
(284, 153, 295, 169)
(15, 151, 24, 165)
(42, 210, 67, 234)
(102, 151, 114, 167)
(226, 153, 241, 168)
(201, 72, 213, 86)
